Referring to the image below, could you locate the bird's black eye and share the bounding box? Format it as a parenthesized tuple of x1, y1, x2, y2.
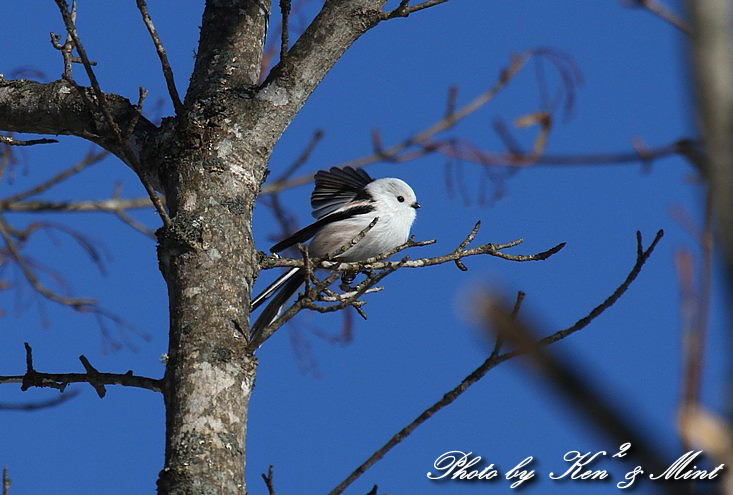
(397, 195, 405, 203)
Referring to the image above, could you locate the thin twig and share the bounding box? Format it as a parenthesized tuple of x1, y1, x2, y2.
(261, 465, 276, 495)
(53, 0, 171, 228)
(514, 230, 664, 350)
(0, 215, 95, 309)
(0, 343, 162, 396)
(380, 0, 448, 19)
(0, 136, 58, 147)
(624, 0, 693, 35)
(274, 129, 324, 183)
(279, 0, 291, 62)
(260, 51, 534, 195)
(49, 0, 77, 79)
(2, 149, 108, 204)
(326, 230, 663, 495)
(135, 0, 184, 115)
(328, 217, 379, 259)
(2, 467, 9, 495)
(2, 197, 151, 213)
(489, 290, 524, 359)
(484, 291, 676, 487)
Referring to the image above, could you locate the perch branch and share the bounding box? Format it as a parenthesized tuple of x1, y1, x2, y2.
(260, 221, 565, 271)
(251, 222, 564, 350)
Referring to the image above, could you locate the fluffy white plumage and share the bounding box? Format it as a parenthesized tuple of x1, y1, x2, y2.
(308, 178, 418, 260)
(250, 167, 419, 341)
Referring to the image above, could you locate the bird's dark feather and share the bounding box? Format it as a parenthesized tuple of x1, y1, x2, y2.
(270, 203, 375, 253)
(250, 268, 305, 342)
(311, 166, 374, 218)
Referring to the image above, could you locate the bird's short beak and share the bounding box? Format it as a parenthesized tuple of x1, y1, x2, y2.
(411, 201, 421, 209)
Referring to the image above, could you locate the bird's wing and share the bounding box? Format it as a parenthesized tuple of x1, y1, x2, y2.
(311, 166, 374, 219)
(269, 203, 375, 253)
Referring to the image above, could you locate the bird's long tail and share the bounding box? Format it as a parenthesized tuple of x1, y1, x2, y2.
(250, 267, 305, 342)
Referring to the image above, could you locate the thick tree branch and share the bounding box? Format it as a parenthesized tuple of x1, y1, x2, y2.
(186, 0, 270, 103)
(0, 79, 159, 183)
(256, 0, 387, 150)
(0, 343, 162, 397)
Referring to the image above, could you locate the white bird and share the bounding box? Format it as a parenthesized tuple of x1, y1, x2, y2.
(250, 166, 420, 341)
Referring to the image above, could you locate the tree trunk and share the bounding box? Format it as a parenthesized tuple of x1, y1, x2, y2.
(155, 1, 269, 493)
(0, 1, 389, 493)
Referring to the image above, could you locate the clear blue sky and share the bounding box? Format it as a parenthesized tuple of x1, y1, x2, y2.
(2, 1, 726, 494)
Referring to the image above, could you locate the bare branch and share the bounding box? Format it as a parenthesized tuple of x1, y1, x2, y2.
(0, 214, 95, 309)
(2, 149, 108, 204)
(0, 79, 158, 168)
(261, 465, 276, 495)
(0, 343, 162, 397)
(260, 51, 539, 194)
(135, 0, 184, 115)
(273, 129, 324, 183)
(327, 230, 663, 495)
(279, 0, 291, 62)
(0, 135, 58, 147)
(380, 0, 448, 20)
(489, 290, 525, 359)
(251, 223, 564, 350)
(509, 229, 664, 351)
(623, 0, 692, 35)
(328, 216, 379, 259)
(53, 0, 171, 228)
(49, 0, 78, 79)
(677, 190, 714, 450)
(484, 291, 674, 482)
(260, 222, 565, 272)
(2, 197, 151, 213)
